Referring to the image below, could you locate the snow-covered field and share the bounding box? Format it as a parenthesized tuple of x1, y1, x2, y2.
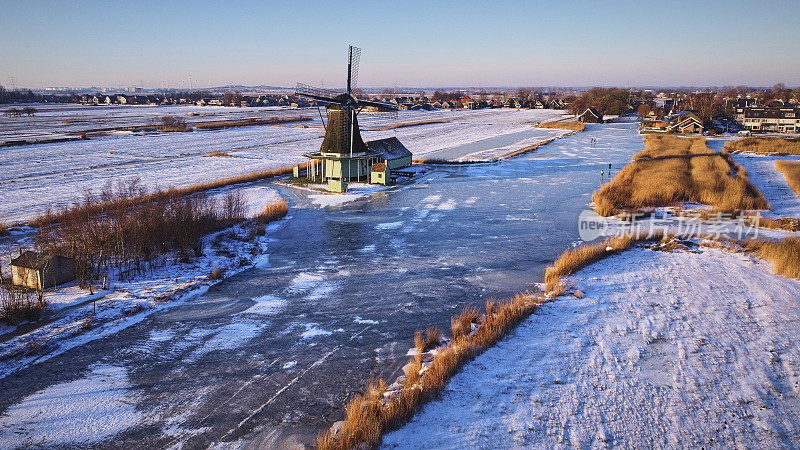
(0, 105, 563, 224)
(383, 243, 800, 448)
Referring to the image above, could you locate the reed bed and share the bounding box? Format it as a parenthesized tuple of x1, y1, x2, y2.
(257, 198, 289, 224)
(756, 216, 800, 232)
(724, 137, 800, 155)
(775, 160, 800, 199)
(592, 135, 768, 216)
(372, 119, 450, 131)
(29, 166, 294, 228)
(537, 120, 586, 131)
(193, 116, 310, 130)
(745, 237, 800, 280)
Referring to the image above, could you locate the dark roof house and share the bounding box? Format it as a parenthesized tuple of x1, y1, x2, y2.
(10, 251, 75, 290)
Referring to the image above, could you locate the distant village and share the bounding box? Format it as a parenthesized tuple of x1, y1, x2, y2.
(2, 83, 799, 135)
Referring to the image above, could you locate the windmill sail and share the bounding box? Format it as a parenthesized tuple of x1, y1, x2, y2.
(346, 46, 360, 94)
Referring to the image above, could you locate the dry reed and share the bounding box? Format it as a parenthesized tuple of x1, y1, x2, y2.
(744, 237, 800, 279)
(194, 116, 310, 130)
(724, 137, 800, 155)
(29, 166, 294, 228)
(372, 119, 450, 131)
(257, 198, 289, 224)
(592, 135, 768, 216)
(775, 160, 800, 199)
(538, 120, 586, 131)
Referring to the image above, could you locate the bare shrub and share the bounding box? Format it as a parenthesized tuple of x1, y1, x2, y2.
(34, 182, 248, 285)
(593, 135, 768, 216)
(0, 284, 44, 325)
(29, 168, 294, 229)
(148, 115, 190, 132)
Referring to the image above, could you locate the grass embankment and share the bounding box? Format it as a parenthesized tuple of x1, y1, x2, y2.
(724, 137, 800, 155)
(317, 233, 653, 449)
(775, 160, 800, 199)
(29, 166, 294, 228)
(538, 120, 586, 132)
(593, 135, 768, 216)
(372, 119, 450, 131)
(194, 116, 311, 130)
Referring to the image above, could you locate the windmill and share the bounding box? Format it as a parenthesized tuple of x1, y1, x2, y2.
(293, 46, 407, 190)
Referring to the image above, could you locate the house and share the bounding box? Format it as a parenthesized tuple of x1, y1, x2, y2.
(370, 162, 390, 185)
(640, 111, 670, 131)
(738, 100, 799, 133)
(641, 110, 704, 134)
(665, 111, 704, 134)
(577, 108, 603, 123)
(460, 95, 476, 109)
(10, 251, 75, 290)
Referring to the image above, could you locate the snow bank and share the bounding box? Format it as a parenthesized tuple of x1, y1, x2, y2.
(383, 244, 800, 448)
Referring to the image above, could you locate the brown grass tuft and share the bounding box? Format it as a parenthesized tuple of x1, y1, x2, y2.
(0, 223, 8, 237)
(257, 198, 289, 224)
(592, 135, 768, 216)
(538, 120, 586, 131)
(425, 326, 441, 349)
(209, 267, 225, 280)
(745, 237, 800, 279)
(775, 160, 800, 199)
(724, 137, 800, 155)
(756, 216, 800, 232)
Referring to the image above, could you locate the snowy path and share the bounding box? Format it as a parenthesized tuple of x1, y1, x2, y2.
(383, 245, 800, 448)
(732, 154, 800, 218)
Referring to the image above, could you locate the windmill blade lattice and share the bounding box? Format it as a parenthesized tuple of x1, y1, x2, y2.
(347, 46, 360, 93)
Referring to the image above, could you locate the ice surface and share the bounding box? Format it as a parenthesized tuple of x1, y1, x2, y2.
(0, 364, 142, 447)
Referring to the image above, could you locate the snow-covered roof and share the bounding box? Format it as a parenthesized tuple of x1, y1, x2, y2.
(365, 137, 412, 161)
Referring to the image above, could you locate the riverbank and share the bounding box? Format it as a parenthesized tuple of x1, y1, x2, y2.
(0, 187, 288, 380)
(381, 239, 800, 448)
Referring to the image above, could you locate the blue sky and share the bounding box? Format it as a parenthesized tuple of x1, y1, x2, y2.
(2, 0, 799, 89)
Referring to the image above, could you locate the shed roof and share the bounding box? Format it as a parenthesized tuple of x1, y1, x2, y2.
(365, 137, 412, 161)
(11, 251, 57, 270)
(371, 162, 387, 172)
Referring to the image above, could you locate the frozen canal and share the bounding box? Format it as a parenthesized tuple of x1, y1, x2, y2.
(0, 122, 643, 448)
